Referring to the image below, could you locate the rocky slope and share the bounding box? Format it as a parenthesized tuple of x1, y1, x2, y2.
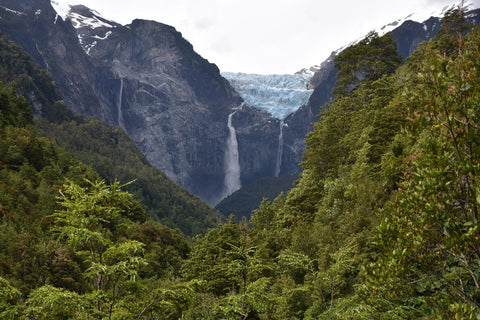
(3, 0, 479, 208)
(0, 0, 244, 205)
(0, 9, 225, 235)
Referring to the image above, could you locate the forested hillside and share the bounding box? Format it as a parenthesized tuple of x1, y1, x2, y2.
(180, 8, 480, 318)
(0, 30, 224, 236)
(1, 7, 480, 319)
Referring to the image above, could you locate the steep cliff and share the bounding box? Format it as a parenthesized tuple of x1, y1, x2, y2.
(0, 0, 247, 205)
(0, 13, 225, 235)
(82, 17, 243, 204)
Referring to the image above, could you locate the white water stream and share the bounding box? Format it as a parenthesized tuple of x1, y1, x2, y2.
(274, 121, 284, 177)
(117, 77, 125, 129)
(223, 110, 242, 197)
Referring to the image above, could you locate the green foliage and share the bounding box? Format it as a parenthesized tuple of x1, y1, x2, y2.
(368, 24, 480, 318)
(36, 116, 224, 236)
(333, 31, 402, 96)
(0, 277, 22, 319)
(0, 83, 32, 128)
(435, 7, 473, 55)
(53, 180, 148, 317)
(216, 173, 297, 221)
(24, 285, 87, 320)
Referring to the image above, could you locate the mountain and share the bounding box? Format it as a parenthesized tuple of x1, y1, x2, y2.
(3, 0, 479, 212)
(0, 0, 306, 206)
(213, 4, 480, 218)
(0, 4, 224, 236)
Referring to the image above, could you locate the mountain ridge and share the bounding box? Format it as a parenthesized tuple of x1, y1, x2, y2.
(0, 6, 225, 236)
(4, 0, 479, 210)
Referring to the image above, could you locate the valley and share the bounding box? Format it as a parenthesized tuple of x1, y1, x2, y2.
(0, 0, 480, 318)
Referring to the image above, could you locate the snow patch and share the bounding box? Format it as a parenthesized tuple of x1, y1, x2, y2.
(84, 40, 97, 54)
(69, 12, 113, 29)
(0, 5, 26, 16)
(50, 0, 71, 21)
(93, 30, 112, 40)
(296, 65, 322, 77)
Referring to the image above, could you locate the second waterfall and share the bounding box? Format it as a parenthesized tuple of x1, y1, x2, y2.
(274, 121, 285, 177)
(117, 77, 125, 129)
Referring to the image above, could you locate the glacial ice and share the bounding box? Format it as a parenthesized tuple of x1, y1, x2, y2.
(222, 72, 313, 120)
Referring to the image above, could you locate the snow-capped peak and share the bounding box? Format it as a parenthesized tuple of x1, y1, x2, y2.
(50, 0, 115, 29)
(68, 10, 114, 30)
(50, 0, 119, 54)
(50, 0, 71, 21)
(297, 1, 477, 77)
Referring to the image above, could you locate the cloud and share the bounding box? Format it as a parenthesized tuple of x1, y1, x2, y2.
(56, 0, 479, 74)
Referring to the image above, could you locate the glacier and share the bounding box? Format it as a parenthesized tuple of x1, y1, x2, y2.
(222, 72, 313, 121)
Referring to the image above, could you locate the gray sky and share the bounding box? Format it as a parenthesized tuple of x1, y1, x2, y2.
(55, 0, 478, 74)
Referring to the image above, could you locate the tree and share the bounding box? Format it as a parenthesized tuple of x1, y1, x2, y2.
(368, 25, 480, 318)
(332, 32, 402, 96)
(24, 285, 87, 320)
(53, 179, 147, 318)
(435, 7, 472, 56)
(0, 277, 22, 320)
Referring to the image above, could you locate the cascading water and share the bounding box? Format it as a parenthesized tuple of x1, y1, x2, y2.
(223, 110, 242, 198)
(274, 121, 285, 177)
(117, 77, 125, 129)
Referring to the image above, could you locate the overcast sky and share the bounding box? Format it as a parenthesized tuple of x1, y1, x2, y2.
(56, 0, 479, 74)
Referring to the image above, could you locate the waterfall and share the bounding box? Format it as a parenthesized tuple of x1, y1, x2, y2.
(223, 110, 242, 197)
(274, 121, 284, 177)
(117, 77, 125, 129)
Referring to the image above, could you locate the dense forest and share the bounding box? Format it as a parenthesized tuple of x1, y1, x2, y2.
(1, 7, 480, 319)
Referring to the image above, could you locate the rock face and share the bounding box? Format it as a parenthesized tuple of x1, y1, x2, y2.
(83, 18, 245, 205)
(0, 0, 294, 205)
(0, 0, 116, 121)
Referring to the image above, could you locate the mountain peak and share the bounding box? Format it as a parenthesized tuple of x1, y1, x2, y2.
(50, 0, 71, 21)
(51, 0, 120, 54)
